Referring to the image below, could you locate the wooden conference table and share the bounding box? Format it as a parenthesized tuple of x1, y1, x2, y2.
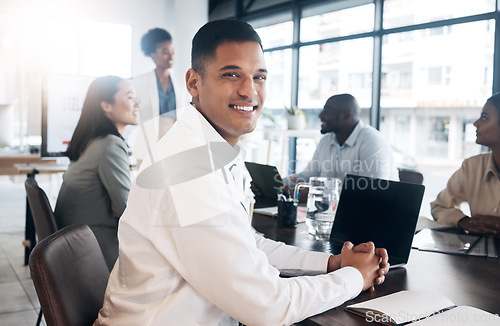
(251, 212, 500, 326)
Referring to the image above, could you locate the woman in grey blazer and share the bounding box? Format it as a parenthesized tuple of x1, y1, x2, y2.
(54, 75, 139, 270)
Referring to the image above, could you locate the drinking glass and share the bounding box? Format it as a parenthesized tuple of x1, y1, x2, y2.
(294, 177, 341, 239)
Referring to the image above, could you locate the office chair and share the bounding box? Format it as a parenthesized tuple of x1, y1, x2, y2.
(24, 176, 58, 242)
(25, 175, 59, 326)
(398, 168, 424, 185)
(29, 224, 110, 326)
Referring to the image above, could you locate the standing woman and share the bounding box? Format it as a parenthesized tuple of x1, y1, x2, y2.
(132, 29, 180, 163)
(431, 93, 500, 237)
(54, 75, 139, 270)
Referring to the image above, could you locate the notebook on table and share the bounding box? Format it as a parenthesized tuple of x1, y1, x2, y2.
(245, 162, 284, 199)
(329, 174, 425, 268)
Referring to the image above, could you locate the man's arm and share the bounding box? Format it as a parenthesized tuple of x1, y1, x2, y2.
(256, 230, 389, 290)
(166, 207, 367, 325)
(357, 132, 394, 179)
(254, 231, 332, 272)
(287, 137, 328, 185)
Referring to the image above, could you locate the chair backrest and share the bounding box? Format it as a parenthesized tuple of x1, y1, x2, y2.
(25, 176, 58, 241)
(29, 224, 110, 326)
(398, 168, 424, 185)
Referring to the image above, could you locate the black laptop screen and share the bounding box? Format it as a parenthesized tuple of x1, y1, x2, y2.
(330, 174, 425, 267)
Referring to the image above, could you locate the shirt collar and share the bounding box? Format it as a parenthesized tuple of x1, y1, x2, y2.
(484, 152, 499, 182)
(178, 104, 227, 144)
(178, 103, 244, 167)
(332, 120, 364, 147)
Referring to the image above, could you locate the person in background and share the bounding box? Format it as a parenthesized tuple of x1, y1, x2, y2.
(54, 75, 139, 270)
(132, 28, 181, 164)
(285, 94, 394, 185)
(431, 93, 500, 237)
(95, 20, 388, 326)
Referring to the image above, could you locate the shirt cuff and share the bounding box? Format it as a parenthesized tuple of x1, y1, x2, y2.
(300, 251, 334, 272)
(331, 266, 364, 300)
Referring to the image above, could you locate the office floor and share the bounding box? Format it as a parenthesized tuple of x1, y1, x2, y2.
(0, 175, 46, 326)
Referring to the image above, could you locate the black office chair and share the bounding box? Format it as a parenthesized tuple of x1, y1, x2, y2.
(29, 224, 110, 326)
(24, 175, 59, 326)
(398, 168, 424, 185)
(24, 176, 58, 242)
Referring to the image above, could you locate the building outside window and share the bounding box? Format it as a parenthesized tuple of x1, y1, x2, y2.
(227, 0, 498, 217)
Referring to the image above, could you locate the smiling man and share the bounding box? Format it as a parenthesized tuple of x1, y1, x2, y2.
(186, 40, 266, 145)
(95, 20, 389, 326)
(287, 93, 395, 185)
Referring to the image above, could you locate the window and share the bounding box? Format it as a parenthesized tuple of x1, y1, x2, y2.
(380, 19, 494, 215)
(383, 0, 495, 29)
(80, 21, 132, 78)
(263, 49, 293, 109)
(216, 1, 499, 217)
(255, 21, 293, 49)
(298, 38, 373, 111)
(20, 19, 132, 77)
(301, 3, 374, 42)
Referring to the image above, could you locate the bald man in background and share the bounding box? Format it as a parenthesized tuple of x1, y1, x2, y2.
(288, 93, 394, 184)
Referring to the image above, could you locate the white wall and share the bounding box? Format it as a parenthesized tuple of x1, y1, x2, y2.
(165, 0, 208, 107)
(0, 0, 207, 144)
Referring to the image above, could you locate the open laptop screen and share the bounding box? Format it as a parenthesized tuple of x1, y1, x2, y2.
(330, 174, 425, 268)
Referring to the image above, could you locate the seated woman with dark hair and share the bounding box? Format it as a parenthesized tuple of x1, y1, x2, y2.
(431, 93, 500, 237)
(54, 75, 139, 270)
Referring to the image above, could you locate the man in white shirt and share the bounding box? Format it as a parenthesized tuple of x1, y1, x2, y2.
(95, 20, 389, 326)
(289, 94, 394, 184)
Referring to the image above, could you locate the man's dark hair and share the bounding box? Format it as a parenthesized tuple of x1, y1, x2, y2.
(191, 19, 262, 77)
(487, 93, 500, 126)
(65, 76, 122, 161)
(141, 28, 172, 57)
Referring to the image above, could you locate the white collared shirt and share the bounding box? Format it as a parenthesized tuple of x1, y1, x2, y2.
(291, 121, 395, 183)
(95, 104, 363, 326)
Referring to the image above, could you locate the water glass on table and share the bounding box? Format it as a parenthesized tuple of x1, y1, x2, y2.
(294, 177, 341, 239)
(314, 211, 335, 240)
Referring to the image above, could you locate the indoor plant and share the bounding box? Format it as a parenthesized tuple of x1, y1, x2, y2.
(285, 105, 306, 130)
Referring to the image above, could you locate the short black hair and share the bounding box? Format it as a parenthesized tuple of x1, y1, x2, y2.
(140, 28, 172, 57)
(191, 19, 262, 77)
(486, 92, 500, 126)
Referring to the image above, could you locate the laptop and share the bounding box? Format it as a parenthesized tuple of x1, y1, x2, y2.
(329, 174, 425, 268)
(244, 162, 284, 199)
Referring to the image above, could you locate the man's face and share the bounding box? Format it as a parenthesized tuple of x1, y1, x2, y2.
(319, 100, 343, 134)
(187, 41, 267, 145)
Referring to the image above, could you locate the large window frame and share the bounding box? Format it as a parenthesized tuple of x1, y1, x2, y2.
(211, 0, 500, 129)
(211, 0, 500, 217)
